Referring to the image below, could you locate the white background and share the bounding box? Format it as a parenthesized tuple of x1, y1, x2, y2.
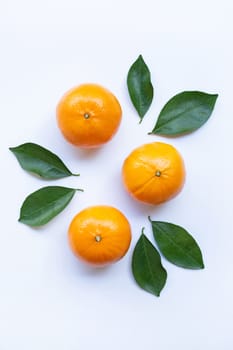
(1, 1, 233, 349)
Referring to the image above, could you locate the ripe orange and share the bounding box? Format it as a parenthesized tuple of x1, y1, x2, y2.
(56, 83, 122, 148)
(68, 206, 131, 267)
(122, 142, 185, 205)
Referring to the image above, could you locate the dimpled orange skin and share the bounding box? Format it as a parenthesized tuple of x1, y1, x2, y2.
(68, 206, 132, 267)
(56, 84, 122, 148)
(122, 142, 186, 205)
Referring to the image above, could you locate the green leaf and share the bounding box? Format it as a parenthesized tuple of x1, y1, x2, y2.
(127, 55, 154, 122)
(150, 218, 204, 269)
(149, 91, 218, 136)
(19, 186, 82, 226)
(132, 231, 167, 297)
(9, 142, 79, 179)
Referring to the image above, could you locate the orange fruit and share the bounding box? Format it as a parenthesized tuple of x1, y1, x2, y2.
(56, 83, 122, 148)
(68, 205, 131, 267)
(122, 142, 185, 205)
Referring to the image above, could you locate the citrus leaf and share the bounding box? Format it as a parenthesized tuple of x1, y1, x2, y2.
(132, 231, 167, 297)
(9, 142, 79, 179)
(19, 186, 82, 226)
(127, 55, 154, 122)
(150, 219, 204, 269)
(149, 91, 218, 136)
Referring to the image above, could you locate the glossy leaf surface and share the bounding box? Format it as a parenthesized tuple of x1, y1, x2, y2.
(150, 91, 218, 136)
(127, 55, 154, 122)
(19, 186, 79, 226)
(132, 232, 167, 296)
(150, 220, 204, 269)
(10, 143, 78, 179)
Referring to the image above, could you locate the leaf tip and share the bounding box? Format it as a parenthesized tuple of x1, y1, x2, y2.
(148, 216, 152, 223)
(141, 227, 146, 235)
(210, 93, 218, 104)
(200, 261, 205, 269)
(18, 216, 23, 224)
(213, 94, 219, 103)
(148, 127, 158, 135)
(9, 146, 15, 153)
(75, 188, 84, 192)
(193, 262, 205, 270)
